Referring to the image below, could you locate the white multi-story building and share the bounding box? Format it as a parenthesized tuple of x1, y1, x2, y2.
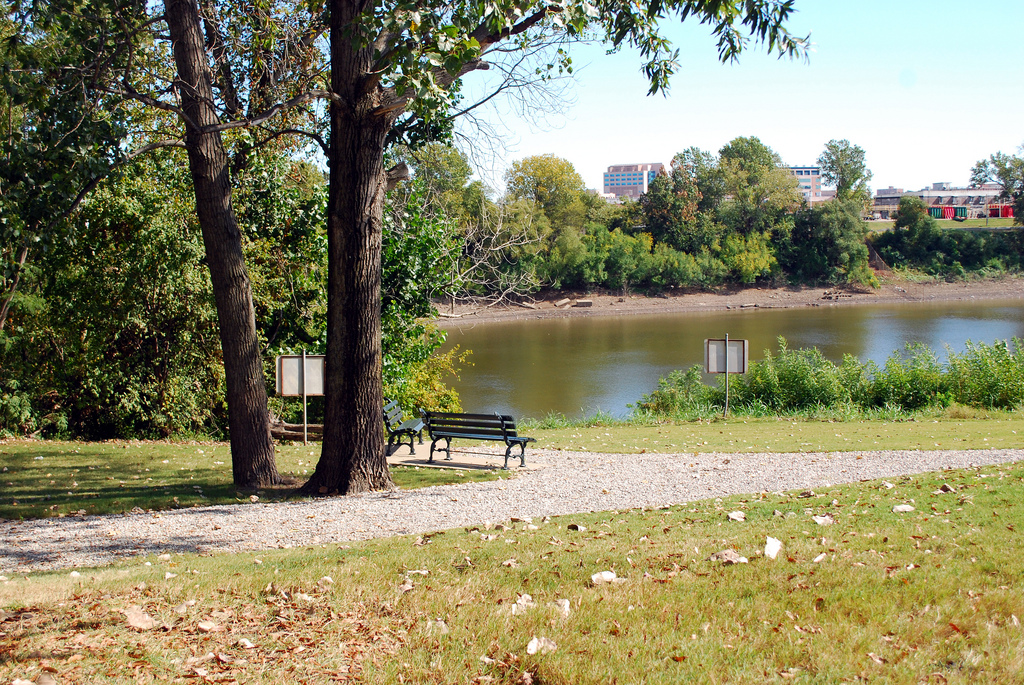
(602, 163, 664, 198)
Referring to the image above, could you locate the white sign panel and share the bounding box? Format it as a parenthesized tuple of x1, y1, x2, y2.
(276, 355, 325, 396)
(704, 339, 748, 374)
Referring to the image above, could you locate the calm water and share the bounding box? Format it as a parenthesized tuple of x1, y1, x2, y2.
(440, 299, 1024, 419)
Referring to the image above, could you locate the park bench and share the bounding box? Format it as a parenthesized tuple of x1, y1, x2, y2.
(384, 399, 424, 455)
(420, 410, 535, 469)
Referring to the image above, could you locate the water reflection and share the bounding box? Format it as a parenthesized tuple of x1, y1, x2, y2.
(440, 299, 1024, 419)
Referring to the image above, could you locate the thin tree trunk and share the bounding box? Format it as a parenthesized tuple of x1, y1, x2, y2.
(0, 244, 28, 332)
(165, 0, 280, 488)
(300, 0, 394, 495)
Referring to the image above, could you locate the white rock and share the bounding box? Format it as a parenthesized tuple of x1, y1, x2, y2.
(764, 537, 782, 560)
(591, 570, 617, 584)
(892, 504, 915, 513)
(550, 598, 571, 617)
(813, 553, 827, 563)
(425, 619, 449, 635)
(812, 515, 833, 526)
(164, 572, 177, 580)
(70, 571, 81, 577)
(157, 554, 171, 561)
(526, 636, 557, 655)
(882, 481, 894, 489)
(709, 550, 748, 565)
(728, 511, 746, 522)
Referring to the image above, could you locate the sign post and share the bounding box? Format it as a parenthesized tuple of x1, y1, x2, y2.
(276, 353, 326, 445)
(704, 337, 748, 417)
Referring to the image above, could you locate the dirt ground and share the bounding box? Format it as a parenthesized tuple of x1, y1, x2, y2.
(435, 275, 1024, 326)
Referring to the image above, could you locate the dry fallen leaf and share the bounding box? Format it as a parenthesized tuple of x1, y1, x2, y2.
(526, 636, 557, 655)
(124, 606, 158, 631)
(197, 620, 223, 633)
(868, 652, 887, 664)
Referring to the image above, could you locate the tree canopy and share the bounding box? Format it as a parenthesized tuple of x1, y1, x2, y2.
(971, 145, 1024, 225)
(817, 138, 872, 206)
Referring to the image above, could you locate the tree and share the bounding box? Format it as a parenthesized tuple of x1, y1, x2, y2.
(718, 136, 801, 236)
(638, 165, 702, 252)
(0, 2, 151, 332)
(3, 0, 333, 487)
(300, 0, 808, 495)
(817, 138, 872, 206)
(163, 0, 283, 487)
(971, 145, 1024, 225)
(780, 199, 874, 284)
(673, 147, 726, 216)
(505, 153, 587, 228)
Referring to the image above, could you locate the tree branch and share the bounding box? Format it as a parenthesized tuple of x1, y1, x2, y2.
(199, 89, 341, 134)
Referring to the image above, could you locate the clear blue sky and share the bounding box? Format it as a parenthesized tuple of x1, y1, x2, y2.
(468, 0, 1024, 194)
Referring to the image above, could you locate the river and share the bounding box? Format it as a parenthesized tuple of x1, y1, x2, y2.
(439, 299, 1024, 419)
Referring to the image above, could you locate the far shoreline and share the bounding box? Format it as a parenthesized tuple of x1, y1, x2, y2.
(434, 275, 1024, 327)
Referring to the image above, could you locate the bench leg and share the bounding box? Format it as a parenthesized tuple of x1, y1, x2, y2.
(404, 430, 415, 455)
(386, 435, 396, 457)
(504, 442, 527, 469)
(429, 437, 451, 463)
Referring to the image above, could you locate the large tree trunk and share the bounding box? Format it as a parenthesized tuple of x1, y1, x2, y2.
(165, 0, 280, 488)
(300, 0, 394, 495)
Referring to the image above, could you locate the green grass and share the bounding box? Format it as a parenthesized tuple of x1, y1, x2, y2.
(870, 217, 1018, 230)
(2, 462, 1023, 683)
(534, 413, 1024, 455)
(0, 440, 501, 520)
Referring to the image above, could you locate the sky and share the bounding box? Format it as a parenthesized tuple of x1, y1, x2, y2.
(463, 0, 1024, 195)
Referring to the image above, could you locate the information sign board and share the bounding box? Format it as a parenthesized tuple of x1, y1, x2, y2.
(276, 355, 325, 396)
(704, 338, 748, 375)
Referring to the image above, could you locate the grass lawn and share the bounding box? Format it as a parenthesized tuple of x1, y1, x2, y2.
(0, 441, 501, 520)
(868, 217, 1017, 231)
(1, 461, 1022, 683)
(533, 414, 1024, 455)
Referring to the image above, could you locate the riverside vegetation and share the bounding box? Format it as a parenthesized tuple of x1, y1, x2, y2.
(3, 138, 1024, 442)
(2, 461, 1023, 683)
(636, 338, 1024, 420)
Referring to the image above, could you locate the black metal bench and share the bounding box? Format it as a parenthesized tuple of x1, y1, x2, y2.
(384, 399, 424, 455)
(420, 410, 535, 469)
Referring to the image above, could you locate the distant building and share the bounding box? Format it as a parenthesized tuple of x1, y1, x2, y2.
(872, 182, 1009, 220)
(788, 166, 833, 205)
(602, 163, 664, 199)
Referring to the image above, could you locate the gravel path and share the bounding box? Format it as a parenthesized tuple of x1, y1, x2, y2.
(2, 447, 1021, 574)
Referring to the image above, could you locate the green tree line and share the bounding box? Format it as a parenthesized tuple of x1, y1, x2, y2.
(415, 137, 879, 300)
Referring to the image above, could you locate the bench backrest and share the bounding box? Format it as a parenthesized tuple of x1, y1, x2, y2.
(384, 399, 407, 431)
(421, 411, 520, 440)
